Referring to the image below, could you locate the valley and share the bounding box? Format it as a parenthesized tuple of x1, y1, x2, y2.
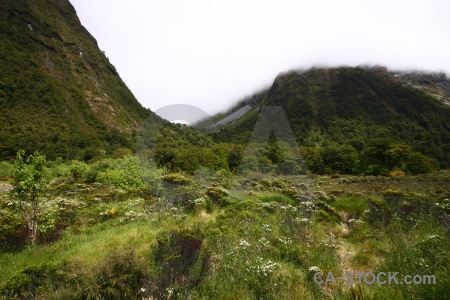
(0, 0, 449, 299)
(0, 154, 449, 299)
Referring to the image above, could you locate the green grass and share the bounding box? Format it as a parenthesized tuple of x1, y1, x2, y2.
(258, 192, 296, 205)
(330, 196, 369, 216)
(1, 170, 449, 299)
(0, 219, 155, 283)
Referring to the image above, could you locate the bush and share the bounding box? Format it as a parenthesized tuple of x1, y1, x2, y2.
(150, 228, 209, 298)
(0, 249, 149, 299)
(259, 193, 295, 206)
(364, 164, 389, 176)
(90, 248, 148, 300)
(43, 157, 68, 180)
(83, 159, 112, 183)
(162, 184, 203, 208)
(314, 201, 342, 223)
(187, 197, 207, 212)
(406, 152, 436, 175)
(383, 190, 433, 224)
(97, 169, 143, 190)
(206, 187, 230, 207)
(68, 160, 88, 181)
(0, 262, 70, 299)
(37, 200, 59, 243)
(10, 150, 46, 245)
(383, 189, 408, 206)
(364, 197, 392, 226)
(0, 208, 27, 250)
(0, 161, 14, 178)
(330, 197, 368, 219)
(281, 187, 298, 199)
(162, 173, 192, 185)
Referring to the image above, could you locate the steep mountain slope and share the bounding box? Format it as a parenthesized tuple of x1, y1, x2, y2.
(205, 67, 450, 169)
(0, 0, 161, 161)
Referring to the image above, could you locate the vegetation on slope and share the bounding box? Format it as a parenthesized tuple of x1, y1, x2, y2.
(209, 67, 450, 172)
(1, 1, 449, 298)
(0, 0, 161, 161)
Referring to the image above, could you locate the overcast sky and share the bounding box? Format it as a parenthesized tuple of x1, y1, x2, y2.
(70, 0, 450, 120)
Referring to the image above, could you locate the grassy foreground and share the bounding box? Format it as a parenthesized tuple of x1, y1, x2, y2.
(0, 160, 449, 299)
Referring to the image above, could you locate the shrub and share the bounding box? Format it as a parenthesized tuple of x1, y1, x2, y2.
(187, 197, 207, 212)
(314, 201, 342, 223)
(97, 169, 143, 190)
(0, 208, 27, 250)
(330, 197, 368, 219)
(90, 248, 148, 300)
(259, 193, 295, 206)
(150, 228, 209, 298)
(37, 200, 59, 243)
(383, 189, 409, 207)
(383, 190, 433, 224)
(161, 173, 192, 185)
(84, 159, 111, 183)
(406, 152, 436, 175)
(0, 161, 14, 178)
(281, 187, 298, 199)
(53, 197, 85, 227)
(364, 164, 389, 176)
(43, 157, 68, 180)
(68, 160, 88, 181)
(93, 157, 148, 190)
(206, 187, 230, 207)
(10, 150, 46, 245)
(364, 197, 392, 226)
(163, 185, 203, 208)
(0, 262, 70, 299)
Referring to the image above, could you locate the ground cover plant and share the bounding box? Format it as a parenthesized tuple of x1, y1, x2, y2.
(1, 1, 450, 298)
(0, 152, 449, 299)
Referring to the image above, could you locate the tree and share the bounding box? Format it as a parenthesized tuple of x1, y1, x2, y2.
(322, 144, 359, 174)
(10, 150, 46, 245)
(406, 152, 436, 175)
(300, 147, 325, 174)
(263, 134, 284, 164)
(384, 143, 412, 170)
(227, 145, 244, 173)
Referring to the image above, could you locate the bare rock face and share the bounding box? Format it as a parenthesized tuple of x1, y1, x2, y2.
(393, 71, 450, 106)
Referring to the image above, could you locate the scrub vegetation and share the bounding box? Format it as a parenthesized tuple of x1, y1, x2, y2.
(1, 0, 450, 299)
(0, 151, 449, 299)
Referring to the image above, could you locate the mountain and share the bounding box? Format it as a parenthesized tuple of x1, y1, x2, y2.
(0, 0, 162, 161)
(199, 66, 450, 170)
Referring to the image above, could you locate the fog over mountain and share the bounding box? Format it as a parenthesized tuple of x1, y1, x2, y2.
(71, 0, 450, 121)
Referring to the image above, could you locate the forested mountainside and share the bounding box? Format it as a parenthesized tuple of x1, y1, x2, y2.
(1, 0, 449, 176)
(201, 67, 450, 173)
(0, 0, 162, 161)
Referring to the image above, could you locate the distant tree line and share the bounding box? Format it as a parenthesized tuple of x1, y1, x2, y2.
(144, 124, 437, 176)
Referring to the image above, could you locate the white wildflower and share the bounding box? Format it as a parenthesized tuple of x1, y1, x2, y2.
(239, 239, 251, 248)
(308, 266, 321, 273)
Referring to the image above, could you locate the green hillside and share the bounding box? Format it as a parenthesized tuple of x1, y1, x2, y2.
(1, 2, 449, 300)
(0, 0, 161, 161)
(208, 67, 450, 173)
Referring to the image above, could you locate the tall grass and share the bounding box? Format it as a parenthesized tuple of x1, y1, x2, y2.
(1, 166, 449, 299)
(330, 197, 369, 217)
